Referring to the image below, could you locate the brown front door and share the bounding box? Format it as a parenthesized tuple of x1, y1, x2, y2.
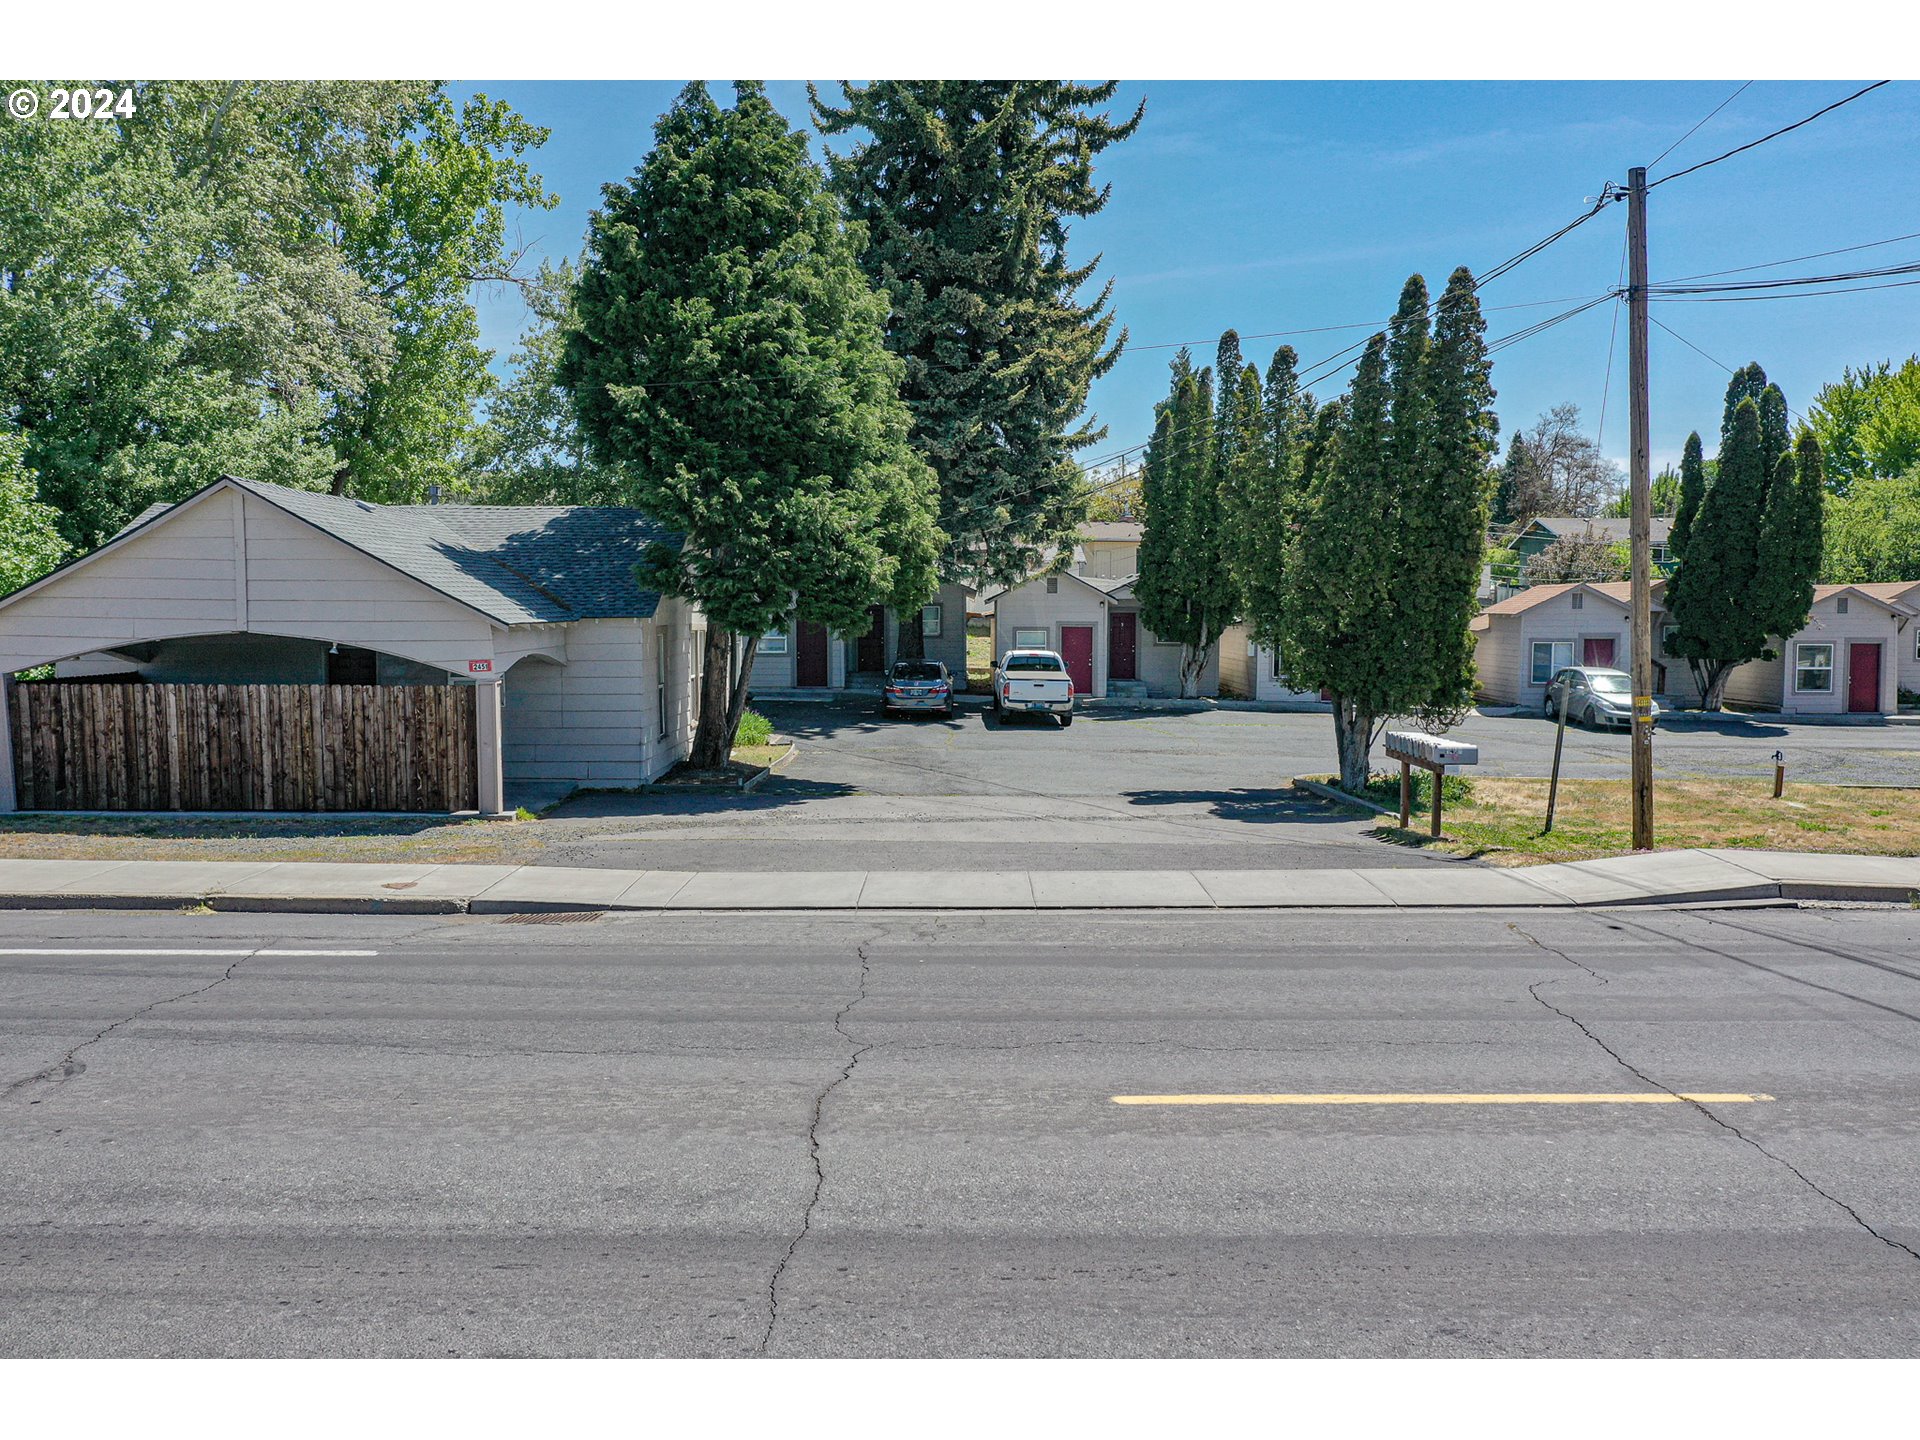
(1582, 637, 1616, 668)
(856, 605, 887, 672)
(796, 620, 829, 687)
(1109, 612, 1138, 681)
(1848, 642, 1882, 712)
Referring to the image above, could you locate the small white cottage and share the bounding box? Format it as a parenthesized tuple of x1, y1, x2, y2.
(0, 475, 705, 812)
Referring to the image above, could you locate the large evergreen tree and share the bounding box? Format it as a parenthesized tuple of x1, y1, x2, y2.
(1135, 351, 1237, 696)
(1668, 431, 1707, 559)
(560, 82, 941, 767)
(810, 81, 1142, 655)
(1279, 269, 1498, 790)
(1226, 345, 1312, 650)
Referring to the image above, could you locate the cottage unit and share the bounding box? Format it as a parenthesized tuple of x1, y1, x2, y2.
(746, 582, 970, 694)
(988, 569, 1218, 699)
(0, 476, 706, 812)
(1472, 578, 1917, 717)
(1216, 624, 1326, 707)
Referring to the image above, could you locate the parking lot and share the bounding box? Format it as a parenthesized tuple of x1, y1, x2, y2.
(531, 698, 1919, 874)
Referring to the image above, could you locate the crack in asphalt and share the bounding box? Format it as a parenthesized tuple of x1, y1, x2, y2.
(2, 948, 262, 1103)
(1509, 920, 1920, 1265)
(759, 938, 874, 1355)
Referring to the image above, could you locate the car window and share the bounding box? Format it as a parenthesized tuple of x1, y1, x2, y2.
(1590, 673, 1630, 694)
(1005, 655, 1065, 673)
(890, 662, 943, 681)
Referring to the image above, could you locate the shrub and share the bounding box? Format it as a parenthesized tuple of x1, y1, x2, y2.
(734, 708, 774, 747)
(1362, 768, 1474, 809)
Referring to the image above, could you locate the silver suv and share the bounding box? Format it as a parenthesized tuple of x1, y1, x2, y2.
(1545, 666, 1660, 730)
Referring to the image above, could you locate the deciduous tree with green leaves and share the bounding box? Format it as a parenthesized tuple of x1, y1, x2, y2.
(559, 82, 941, 769)
(810, 81, 1141, 657)
(1819, 468, 1920, 583)
(1808, 356, 1920, 494)
(0, 431, 67, 596)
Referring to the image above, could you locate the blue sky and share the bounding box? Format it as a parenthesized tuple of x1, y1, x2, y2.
(452, 80, 1918, 477)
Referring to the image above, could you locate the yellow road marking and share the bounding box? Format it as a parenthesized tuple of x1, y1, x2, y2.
(1111, 1092, 1774, 1106)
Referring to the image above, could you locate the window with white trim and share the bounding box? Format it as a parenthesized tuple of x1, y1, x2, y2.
(760, 627, 789, 655)
(921, 603, 943, 637)
(656, 629, 670, 739)
(1531, 640, 1573, 684)
(1013, 627, 1050, 648)
(1794, 642, 1833, 693)
(1270, 647, 1285, 681)
(1570, 591, 1584, 611)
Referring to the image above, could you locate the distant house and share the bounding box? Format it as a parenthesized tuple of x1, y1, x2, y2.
(1471, 577, 1916, 716)
(1073, 520, 1144, 579)
(1506, 516, 1674, 572)
(0, 475, 705, 812)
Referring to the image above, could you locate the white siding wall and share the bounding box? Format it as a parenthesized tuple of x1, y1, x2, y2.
(1471, 620, 1520, 704)
(992, 577, 1110, 696)
(1721, 651, 1786, 712)
(503, 618, 649, 788)
(1218, 623, 1255, 698)
(1127, 608, 1221, 698)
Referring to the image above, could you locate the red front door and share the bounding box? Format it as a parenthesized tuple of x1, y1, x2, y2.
(1848, 642, 1882, 713)
(1059, 625, 1094, 696)
(1108, 612, 1138, 681)
(1583, 637, 1616, 667)
(796, 620, 829, 687)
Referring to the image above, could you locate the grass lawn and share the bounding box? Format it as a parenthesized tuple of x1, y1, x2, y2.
(1318, 772, 1920, 865)
(966, 630, 993, 691)
(729, 742, 790, 769)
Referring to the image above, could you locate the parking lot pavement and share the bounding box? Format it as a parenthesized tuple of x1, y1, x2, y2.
(529, 697, 1918, 874)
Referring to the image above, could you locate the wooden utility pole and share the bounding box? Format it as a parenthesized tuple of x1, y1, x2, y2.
(1626, 166, 1655, 850)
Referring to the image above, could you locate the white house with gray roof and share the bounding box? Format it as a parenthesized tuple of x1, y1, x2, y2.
(0, 475, 705, 812)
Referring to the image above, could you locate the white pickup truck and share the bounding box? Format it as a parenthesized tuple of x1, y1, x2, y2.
(993, 648, 1075, 727)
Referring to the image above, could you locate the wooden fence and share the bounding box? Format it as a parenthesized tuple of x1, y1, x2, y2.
(5, 682, 478, 813)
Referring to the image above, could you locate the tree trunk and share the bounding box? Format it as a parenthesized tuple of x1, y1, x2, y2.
(688, 627, 758, 770)
(1331, 695, 1374, 793)
(896, 610, 925, 663)
(1688, 658, 1730, 712)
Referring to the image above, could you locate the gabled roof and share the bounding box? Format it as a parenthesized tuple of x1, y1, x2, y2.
(2, 476, 681, 627)
(1813, 582, 1919, 616)
(1079, 520, 1144, 543)
(1477, 580, 1637, 616)
(990, 567, 1118, 606)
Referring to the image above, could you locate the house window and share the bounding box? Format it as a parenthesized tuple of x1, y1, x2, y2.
(1794, 643, 1833, 693)
(1270, 648, 1285, 681)
(1660, 625, 1680, 655)
(1045, 578, 1059, 594)
(657, 630, 670, 739)
(691, 632, 706, 727)
(1836, 596, 1849, 615)
(759, 627, 789, 655)
(1530, 640, 1573, 684)
(921, 603, 943, 637)
(1571, 592, 1584, 611)
(326, 645, 378, 686)
(1013, 627, 1050, 648)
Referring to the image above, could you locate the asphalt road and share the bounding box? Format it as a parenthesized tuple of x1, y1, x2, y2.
(531, 698, 1918, 873)
(4, 904, 1918, 1356)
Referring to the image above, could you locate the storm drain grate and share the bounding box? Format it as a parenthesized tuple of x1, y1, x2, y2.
(494, 910, 606, 924)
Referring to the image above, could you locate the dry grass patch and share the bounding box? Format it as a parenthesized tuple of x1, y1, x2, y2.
(1371, 775, 1920, 865)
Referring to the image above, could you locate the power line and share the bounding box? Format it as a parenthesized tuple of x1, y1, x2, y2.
(1647, 81, 1892, 189)
(1651, 229, 1920, 285)
(1647, 80, 1752, 171)
(1652, 276, 1920, 304)
(1648, 259, 1920, 295)
(1120, 294, 1613, 357)
(1594, 234, 1630, 455)
(1646, 314, 1813, 428)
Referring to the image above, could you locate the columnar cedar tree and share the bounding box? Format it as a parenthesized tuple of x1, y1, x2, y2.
(560, 82, 941, 767)
(810, 81, 1142, 655)
(1668, 431, 1707, 558)
(1227, 345, 1312, 652)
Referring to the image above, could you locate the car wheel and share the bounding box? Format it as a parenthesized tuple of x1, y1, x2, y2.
(1580, 702, 1596, 728)
(1059, 712, 1073, 728)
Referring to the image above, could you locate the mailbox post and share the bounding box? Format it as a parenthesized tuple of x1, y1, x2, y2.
(1383, 731, 1480, 839)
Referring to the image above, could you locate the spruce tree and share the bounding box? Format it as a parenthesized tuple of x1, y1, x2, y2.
(1492, 433, 1529, 527)
(810, 81, 1143, 655)
(1753, 430, 1825, 644)
(1669, 431, 1707, 558)
(560, 82, 941, 767)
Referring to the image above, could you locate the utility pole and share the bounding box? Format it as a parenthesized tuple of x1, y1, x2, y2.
(1626, 166, 1654, 850)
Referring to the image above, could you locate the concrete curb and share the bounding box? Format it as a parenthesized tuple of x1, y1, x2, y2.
(1292, 777, 1398, 817)
(0, 852, 1912, 917)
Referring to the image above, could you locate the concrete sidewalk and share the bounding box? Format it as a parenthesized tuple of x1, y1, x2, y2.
(0, 849, 1913, 915)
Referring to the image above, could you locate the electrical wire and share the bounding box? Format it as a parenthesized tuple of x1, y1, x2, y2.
(1647, 259, 1920, 295)
(1647, 81, 1753, 172)
(1652, 276, 1920, 304)
(1594, 234, 1629, 455)
(1647, 81, 1892, 188)
(1652, 229, 1920, 286)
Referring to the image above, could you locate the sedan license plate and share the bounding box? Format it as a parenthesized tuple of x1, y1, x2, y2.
(1024, 701, 1053, 711)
